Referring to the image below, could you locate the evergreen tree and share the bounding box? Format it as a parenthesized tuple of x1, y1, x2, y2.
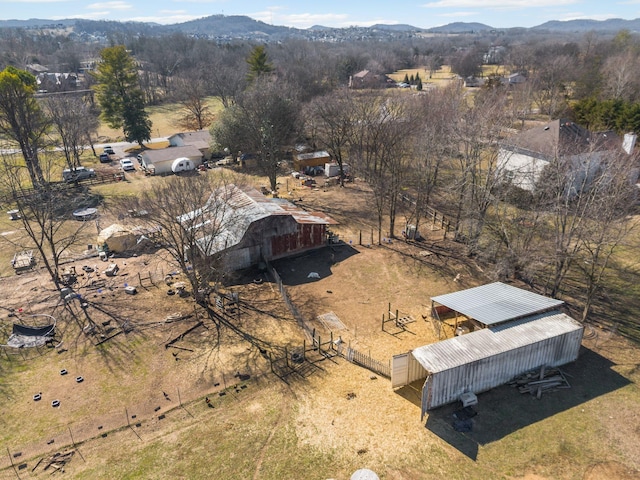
(246, 45, 274, 83)
(92, 45, 152, 146)
(403, 73, 409, 84)
(409, 74, 415, 84)
(416, 78, 423, 91)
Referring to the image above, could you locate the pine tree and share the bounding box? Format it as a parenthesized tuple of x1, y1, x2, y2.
(403, 73, 409, 84)
(92, 45, 152, 146)
(246, 45, 274, 83)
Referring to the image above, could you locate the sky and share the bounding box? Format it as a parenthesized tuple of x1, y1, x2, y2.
(1, 0, 640, 29)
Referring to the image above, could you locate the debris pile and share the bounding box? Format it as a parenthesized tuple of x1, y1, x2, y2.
(510, 366, 571, 399)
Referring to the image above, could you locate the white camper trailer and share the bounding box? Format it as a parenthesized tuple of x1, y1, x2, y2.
(171, 157, 196, 174)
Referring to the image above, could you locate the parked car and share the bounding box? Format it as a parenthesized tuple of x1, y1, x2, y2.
(62, 166, 96, 183)
(120, 158, 135, 171)
(103, 145, 115, 155)
(99, 153, 111, 163)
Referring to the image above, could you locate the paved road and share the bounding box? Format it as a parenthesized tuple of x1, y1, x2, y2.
(0, 137, 169, 158)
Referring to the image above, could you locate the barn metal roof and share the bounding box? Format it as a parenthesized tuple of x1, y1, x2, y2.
(431, 282, 564, 326)
(189, 184, 336, 256)
(412, 311, 582, 374)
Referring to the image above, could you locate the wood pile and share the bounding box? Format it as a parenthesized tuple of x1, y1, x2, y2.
(41, 450, 74, 473)
(509, 366, 571, 399)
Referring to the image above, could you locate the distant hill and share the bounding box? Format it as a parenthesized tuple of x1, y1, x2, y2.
(370, 24, 424, 32)
(427, 22, 494, 33)
(166, 14, 298, 37)
(0, 15, 639, 39)
(0, 18, 76, 28)
(532, 17, 640, 33)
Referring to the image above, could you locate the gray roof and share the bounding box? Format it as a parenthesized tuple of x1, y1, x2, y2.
(502, 119, 620, 160)
(189, 184, 336, 256)
(431, 282, 564, 326)
(141, 146, 203, 164)
(412, 311, 582, 373)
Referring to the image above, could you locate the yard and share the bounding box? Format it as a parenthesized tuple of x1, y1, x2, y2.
(0, 174, 639, 479)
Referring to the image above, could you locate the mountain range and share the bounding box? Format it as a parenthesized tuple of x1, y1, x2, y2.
(1, 15, 639, 38)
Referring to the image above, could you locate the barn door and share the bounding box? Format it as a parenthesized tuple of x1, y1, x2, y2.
(391, 353, 410, 388)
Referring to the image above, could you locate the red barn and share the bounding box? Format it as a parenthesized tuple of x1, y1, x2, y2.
(190, 184, 336, 271)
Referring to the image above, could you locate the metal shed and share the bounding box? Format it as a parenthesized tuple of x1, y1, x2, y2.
(392, 311, 583, 418)
(431, 282, 565, 327)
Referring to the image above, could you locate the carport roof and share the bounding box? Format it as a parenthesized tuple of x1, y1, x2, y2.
(430, 282, 564, 326)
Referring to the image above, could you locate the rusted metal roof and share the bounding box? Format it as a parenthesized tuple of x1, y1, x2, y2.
(431, 282, 564, 326)
(188, 184, 336, 255)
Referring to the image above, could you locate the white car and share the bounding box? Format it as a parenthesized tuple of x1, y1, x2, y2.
(120, 158, 135, 171)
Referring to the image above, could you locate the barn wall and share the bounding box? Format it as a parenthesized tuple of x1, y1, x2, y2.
(224, 216, 327, 270)
(425, 328, 583, 410)
(269, 222, 326, 260)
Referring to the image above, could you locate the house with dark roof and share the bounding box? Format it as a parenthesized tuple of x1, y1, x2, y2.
(184, 184, 337, 271)
(497, 119, 637, 191)
(349, 69, 393, 89)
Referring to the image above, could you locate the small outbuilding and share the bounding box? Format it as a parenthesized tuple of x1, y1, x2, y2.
(293, 151, 331, 172)
(392, 283, 583, 417)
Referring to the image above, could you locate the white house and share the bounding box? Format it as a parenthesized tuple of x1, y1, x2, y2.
(138, 146, 203, 175)
(497, 119, 637, 191)
(167, 130, 213, 160)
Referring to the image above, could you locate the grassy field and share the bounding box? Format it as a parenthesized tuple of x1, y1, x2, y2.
(0, 174, 639, 480)
(95, 97, 224, 143)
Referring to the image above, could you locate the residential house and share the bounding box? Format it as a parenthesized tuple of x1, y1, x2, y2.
(498, 119, 637, 191)
(185, 184, 337, 271)
(168, 130, 213, 160)
(349, 69, 393, 89)
(138, 146, 203, 175)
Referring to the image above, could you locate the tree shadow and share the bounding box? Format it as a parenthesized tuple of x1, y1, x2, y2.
(418, 346, 631, 460)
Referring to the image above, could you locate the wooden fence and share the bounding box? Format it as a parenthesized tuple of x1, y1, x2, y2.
(399, 193, 457, 236)
(0, 173, 124, 207)
(266, 260, 390, 379)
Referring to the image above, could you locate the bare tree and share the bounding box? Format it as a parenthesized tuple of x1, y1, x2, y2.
(44, 95, 99, 170)
(211, 79, 301, 191)
(122, 174, 245, 302)
(305, 89, 355, 186)
(600, 51, 640, 102)
(407, 85, 458, 237)
(173, 72, 215, 131)
(0, 151, 93, 290)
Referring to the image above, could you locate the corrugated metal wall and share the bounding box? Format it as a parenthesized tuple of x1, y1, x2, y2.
(392, 353, 428, 388)
(425, 327, 583, 410)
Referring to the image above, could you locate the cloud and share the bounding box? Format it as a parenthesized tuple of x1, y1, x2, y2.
(87, 1, 132, 11)
(422, 0, 577, 7)
(438, 11, 477, 18)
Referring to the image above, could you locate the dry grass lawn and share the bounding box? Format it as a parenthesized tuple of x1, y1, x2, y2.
(0, 174, 639, 479)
